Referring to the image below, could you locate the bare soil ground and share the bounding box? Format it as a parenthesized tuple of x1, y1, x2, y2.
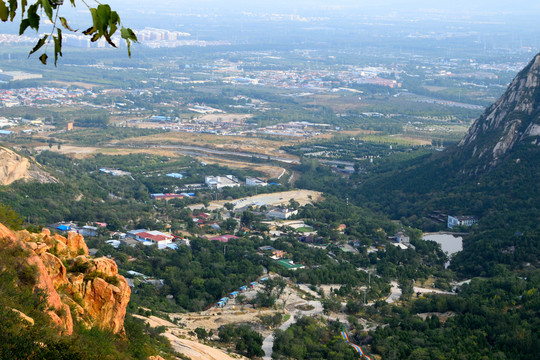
(134, 314, 248, 360)
(189, 190, 323, 211)
(34, 145, 182, 159)
(195, 113, 253, 123)
(122, 132, 300, 158)
(46, 80, 99, 89)
(195, 157, 286, 179)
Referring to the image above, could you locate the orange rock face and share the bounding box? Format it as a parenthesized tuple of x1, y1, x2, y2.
(41, 252, 68, 289)
(0, 222, 16, 241)
(0, 224, 130, 335)
(67, 232, 89, 256)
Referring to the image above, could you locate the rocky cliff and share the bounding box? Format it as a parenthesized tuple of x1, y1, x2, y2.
(0, 146, 56, 185)
(457, 53, 540, 174)
(0, 222, 130, 335)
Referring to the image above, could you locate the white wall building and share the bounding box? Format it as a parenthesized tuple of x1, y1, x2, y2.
(246, 176, 268, 186)
(267, 208, 298, 220)
(205, 175, 240, 189)
(448, 215, 478, 229)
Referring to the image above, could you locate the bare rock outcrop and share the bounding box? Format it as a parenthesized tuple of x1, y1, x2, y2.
(66, 231, 90, 256)
(457, 52, 540, 174)
(0, 146, 56, 185)
(0, 223, 130, 335)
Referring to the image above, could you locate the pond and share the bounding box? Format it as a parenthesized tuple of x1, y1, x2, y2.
(423, 233, 463, 267)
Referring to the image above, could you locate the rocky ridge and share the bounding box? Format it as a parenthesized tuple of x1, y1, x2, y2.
(0, 146, 57, 185)
(457, 53, 540, 174)
(0, 222, 130, 335)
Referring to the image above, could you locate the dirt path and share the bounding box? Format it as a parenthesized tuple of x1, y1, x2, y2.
(163, 332, 243, 360)
(262, 288, 324, 360)
(386, 281, 401, 303)
(134, 314, 248, 360)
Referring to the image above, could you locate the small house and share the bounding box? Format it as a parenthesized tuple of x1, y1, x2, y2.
(448, 215, 478, 229)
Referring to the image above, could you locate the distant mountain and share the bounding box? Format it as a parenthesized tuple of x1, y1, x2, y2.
(456, 53, 540, 175)
(355, 53, 540, 276)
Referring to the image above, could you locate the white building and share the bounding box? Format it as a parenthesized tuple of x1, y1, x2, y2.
(205, 175, 240, 189)
(448, 215, 478, 229)
(394, 231, 410, 244)
(267, 208, 298, 220)
(246, 176, 268, 187)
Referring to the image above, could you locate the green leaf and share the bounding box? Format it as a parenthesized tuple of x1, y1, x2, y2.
(89, 8, 99, 32)
(41, 0, 53, 20)
(8, 0, 16, 21)
(108, 10, 119, 36)
(60, 16, 77, 32)
(121, 27, 138, 42)
(96, 4, 111, 30)
(19, 18, 30, 35)
(28, 35, 48, 57)
(121, 27, 138, 58)
(104, 32, 117, 48)
(27, 3, 40, 30)
(54, 28, 62, 66)
(39, 53, 48, 65)
(21, 0, 27, 17)
(82, 26, 95, 36)
(0, 0, 8, 22)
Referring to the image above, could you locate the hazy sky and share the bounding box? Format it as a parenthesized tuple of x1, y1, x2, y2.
(106, 0, 540, 14)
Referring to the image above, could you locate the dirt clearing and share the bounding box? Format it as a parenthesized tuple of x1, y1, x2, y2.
(190, 190, 322, 211)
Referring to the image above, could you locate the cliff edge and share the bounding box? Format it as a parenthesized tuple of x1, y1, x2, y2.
(457, 53, 540, 174)
(0, 146, 57, 185)
(0, 222, 130, 335)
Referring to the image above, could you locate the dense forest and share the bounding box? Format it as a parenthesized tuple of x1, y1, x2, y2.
(370, 270, 540, 359)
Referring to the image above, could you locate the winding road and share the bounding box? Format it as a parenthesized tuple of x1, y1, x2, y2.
(262, 300, 324, 360)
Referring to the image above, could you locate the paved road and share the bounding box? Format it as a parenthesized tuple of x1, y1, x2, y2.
(262, 300, 323, 360)
(156, 144, 300, 164)
(386, 281, 401, 303)
(386, 281, 455, 303)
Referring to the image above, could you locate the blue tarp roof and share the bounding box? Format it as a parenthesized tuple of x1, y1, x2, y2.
(57, 225, 71, 231)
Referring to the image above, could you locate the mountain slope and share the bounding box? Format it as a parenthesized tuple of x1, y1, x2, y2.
(0, 146, 57, 185)
(456, 53, 540, 174)
(355, 53, 540, 276)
